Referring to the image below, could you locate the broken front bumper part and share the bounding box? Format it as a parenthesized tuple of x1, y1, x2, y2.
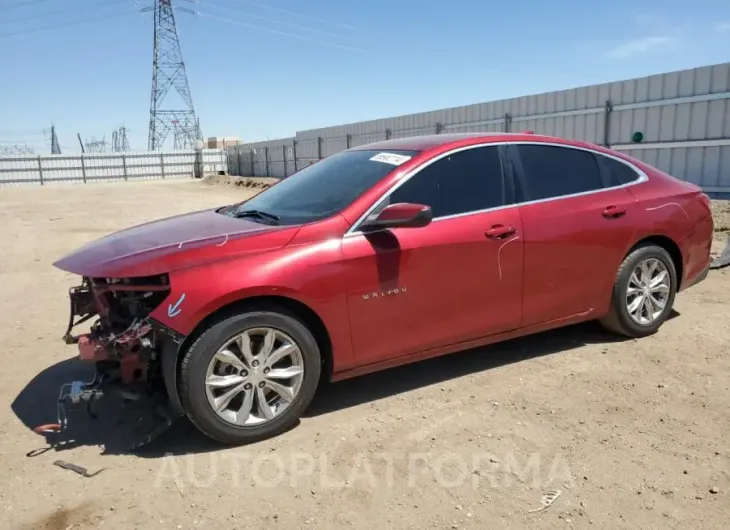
(33, 282, 185, 449)
(62, 283, 97, 345)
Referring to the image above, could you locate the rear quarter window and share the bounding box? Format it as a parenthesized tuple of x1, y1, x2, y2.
(597, 154, 642, 186)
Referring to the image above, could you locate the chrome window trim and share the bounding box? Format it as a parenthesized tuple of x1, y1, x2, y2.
(344, 140, 648, 237)
(510, 141, 647, 205)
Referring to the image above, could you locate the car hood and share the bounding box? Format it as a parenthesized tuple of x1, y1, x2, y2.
(53, 208, 298, 278)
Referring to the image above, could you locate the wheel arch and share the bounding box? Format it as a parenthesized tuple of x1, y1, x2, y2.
(171, 294, 334, 398)
(626, 234, 684, 288)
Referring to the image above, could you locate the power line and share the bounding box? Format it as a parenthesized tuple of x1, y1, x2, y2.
(222, 0, 368, 33)
(194, 11, 367, 53)
(0, 10, 138, 39)
(1, 0, 129, 25)
(196, 0, 364, 43)
(1, 0, 53, 11)
(0, 129, 47, 136)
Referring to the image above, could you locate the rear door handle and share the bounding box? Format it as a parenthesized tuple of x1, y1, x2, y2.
(485, 224, 517, 240)
(602, 206, 627, 219)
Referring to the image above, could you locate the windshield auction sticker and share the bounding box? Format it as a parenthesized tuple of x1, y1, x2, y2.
(369, 152, 412, 166)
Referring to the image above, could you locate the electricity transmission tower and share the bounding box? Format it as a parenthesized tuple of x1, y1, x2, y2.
(147, 0, 200, 151)
(85, 136, 108, 153)
(41, 125, 62, 154)
(173, 117, 202, 149)
(112, 126, 130, 152)
(0, 145, 34, 156)
(50, 125, 61, 154)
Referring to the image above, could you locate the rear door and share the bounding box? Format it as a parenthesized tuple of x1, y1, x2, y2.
(342, 144, 524, 366)
(509, 143, 638, 327)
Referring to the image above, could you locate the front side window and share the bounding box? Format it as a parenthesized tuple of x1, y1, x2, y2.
(229, 149, 419, 225)
(387, 145, 506, 218)
(516, 144, 604, 201)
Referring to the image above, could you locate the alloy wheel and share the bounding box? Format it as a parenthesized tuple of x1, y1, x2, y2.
(626, 257, 671, 326)
(204, 327, 305, 426)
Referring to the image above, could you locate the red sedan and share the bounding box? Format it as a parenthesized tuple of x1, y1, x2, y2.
(54, 132, 714, 445)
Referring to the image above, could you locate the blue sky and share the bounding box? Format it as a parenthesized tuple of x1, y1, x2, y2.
(1, 0, 729, 153)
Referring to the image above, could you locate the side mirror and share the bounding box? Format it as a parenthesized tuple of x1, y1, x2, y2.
(361, 202, 433, 232)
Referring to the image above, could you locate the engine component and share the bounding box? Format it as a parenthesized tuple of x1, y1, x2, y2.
(76, 321, 154, 383)
(78, 335, 110, 362)
(33, 375, 105, 435)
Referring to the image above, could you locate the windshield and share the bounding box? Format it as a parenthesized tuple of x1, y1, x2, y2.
(229, 149, 419, 225)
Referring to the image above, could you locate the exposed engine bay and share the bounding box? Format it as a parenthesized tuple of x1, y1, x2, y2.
(35, 275, 184, 449)
(63, 275, 171, 383)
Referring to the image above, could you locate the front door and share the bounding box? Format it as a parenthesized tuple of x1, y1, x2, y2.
(342, 144, 524, 367)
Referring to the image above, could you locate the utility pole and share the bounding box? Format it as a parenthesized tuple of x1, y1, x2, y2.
(77, 133, 85, 154)
(146, 0, 199, 151)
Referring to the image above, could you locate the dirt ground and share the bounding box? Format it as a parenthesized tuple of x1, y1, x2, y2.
(0, 179, 728, 530)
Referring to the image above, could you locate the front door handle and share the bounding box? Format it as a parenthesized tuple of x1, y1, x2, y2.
(602, 205, 627, 219)
(485, 224, 517, 240)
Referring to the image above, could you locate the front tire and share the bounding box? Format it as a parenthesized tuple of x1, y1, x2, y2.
(179, 310, 321, 445)
(599, 244, 677, 338)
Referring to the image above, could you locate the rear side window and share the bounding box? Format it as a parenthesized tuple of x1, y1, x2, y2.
(597, 154, 641, 186)
(389, 146, 506, 218)
(516, 144, 603, 201)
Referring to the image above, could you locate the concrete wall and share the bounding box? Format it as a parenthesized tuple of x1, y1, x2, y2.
(228, 62, 730, 198)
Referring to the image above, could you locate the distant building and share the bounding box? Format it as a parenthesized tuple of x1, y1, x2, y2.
(207, 136, 241, 149)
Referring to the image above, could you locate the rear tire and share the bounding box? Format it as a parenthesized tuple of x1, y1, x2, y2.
(599, 244, 677, 338)
(179, 310, 321, 445)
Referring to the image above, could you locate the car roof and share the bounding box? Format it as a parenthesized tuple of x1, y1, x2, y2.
(350, 132, 562, 152)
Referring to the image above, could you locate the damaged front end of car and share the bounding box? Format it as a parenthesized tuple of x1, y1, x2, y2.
(63, 275, 172, 382)
(37, 274, 186, 449)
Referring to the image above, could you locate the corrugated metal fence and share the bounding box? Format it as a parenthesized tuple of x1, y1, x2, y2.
(0, 149, 228, 187)
(227, 62, 730, 198)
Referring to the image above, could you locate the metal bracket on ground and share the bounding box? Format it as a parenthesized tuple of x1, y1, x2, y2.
(710, 234, 730, 270)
